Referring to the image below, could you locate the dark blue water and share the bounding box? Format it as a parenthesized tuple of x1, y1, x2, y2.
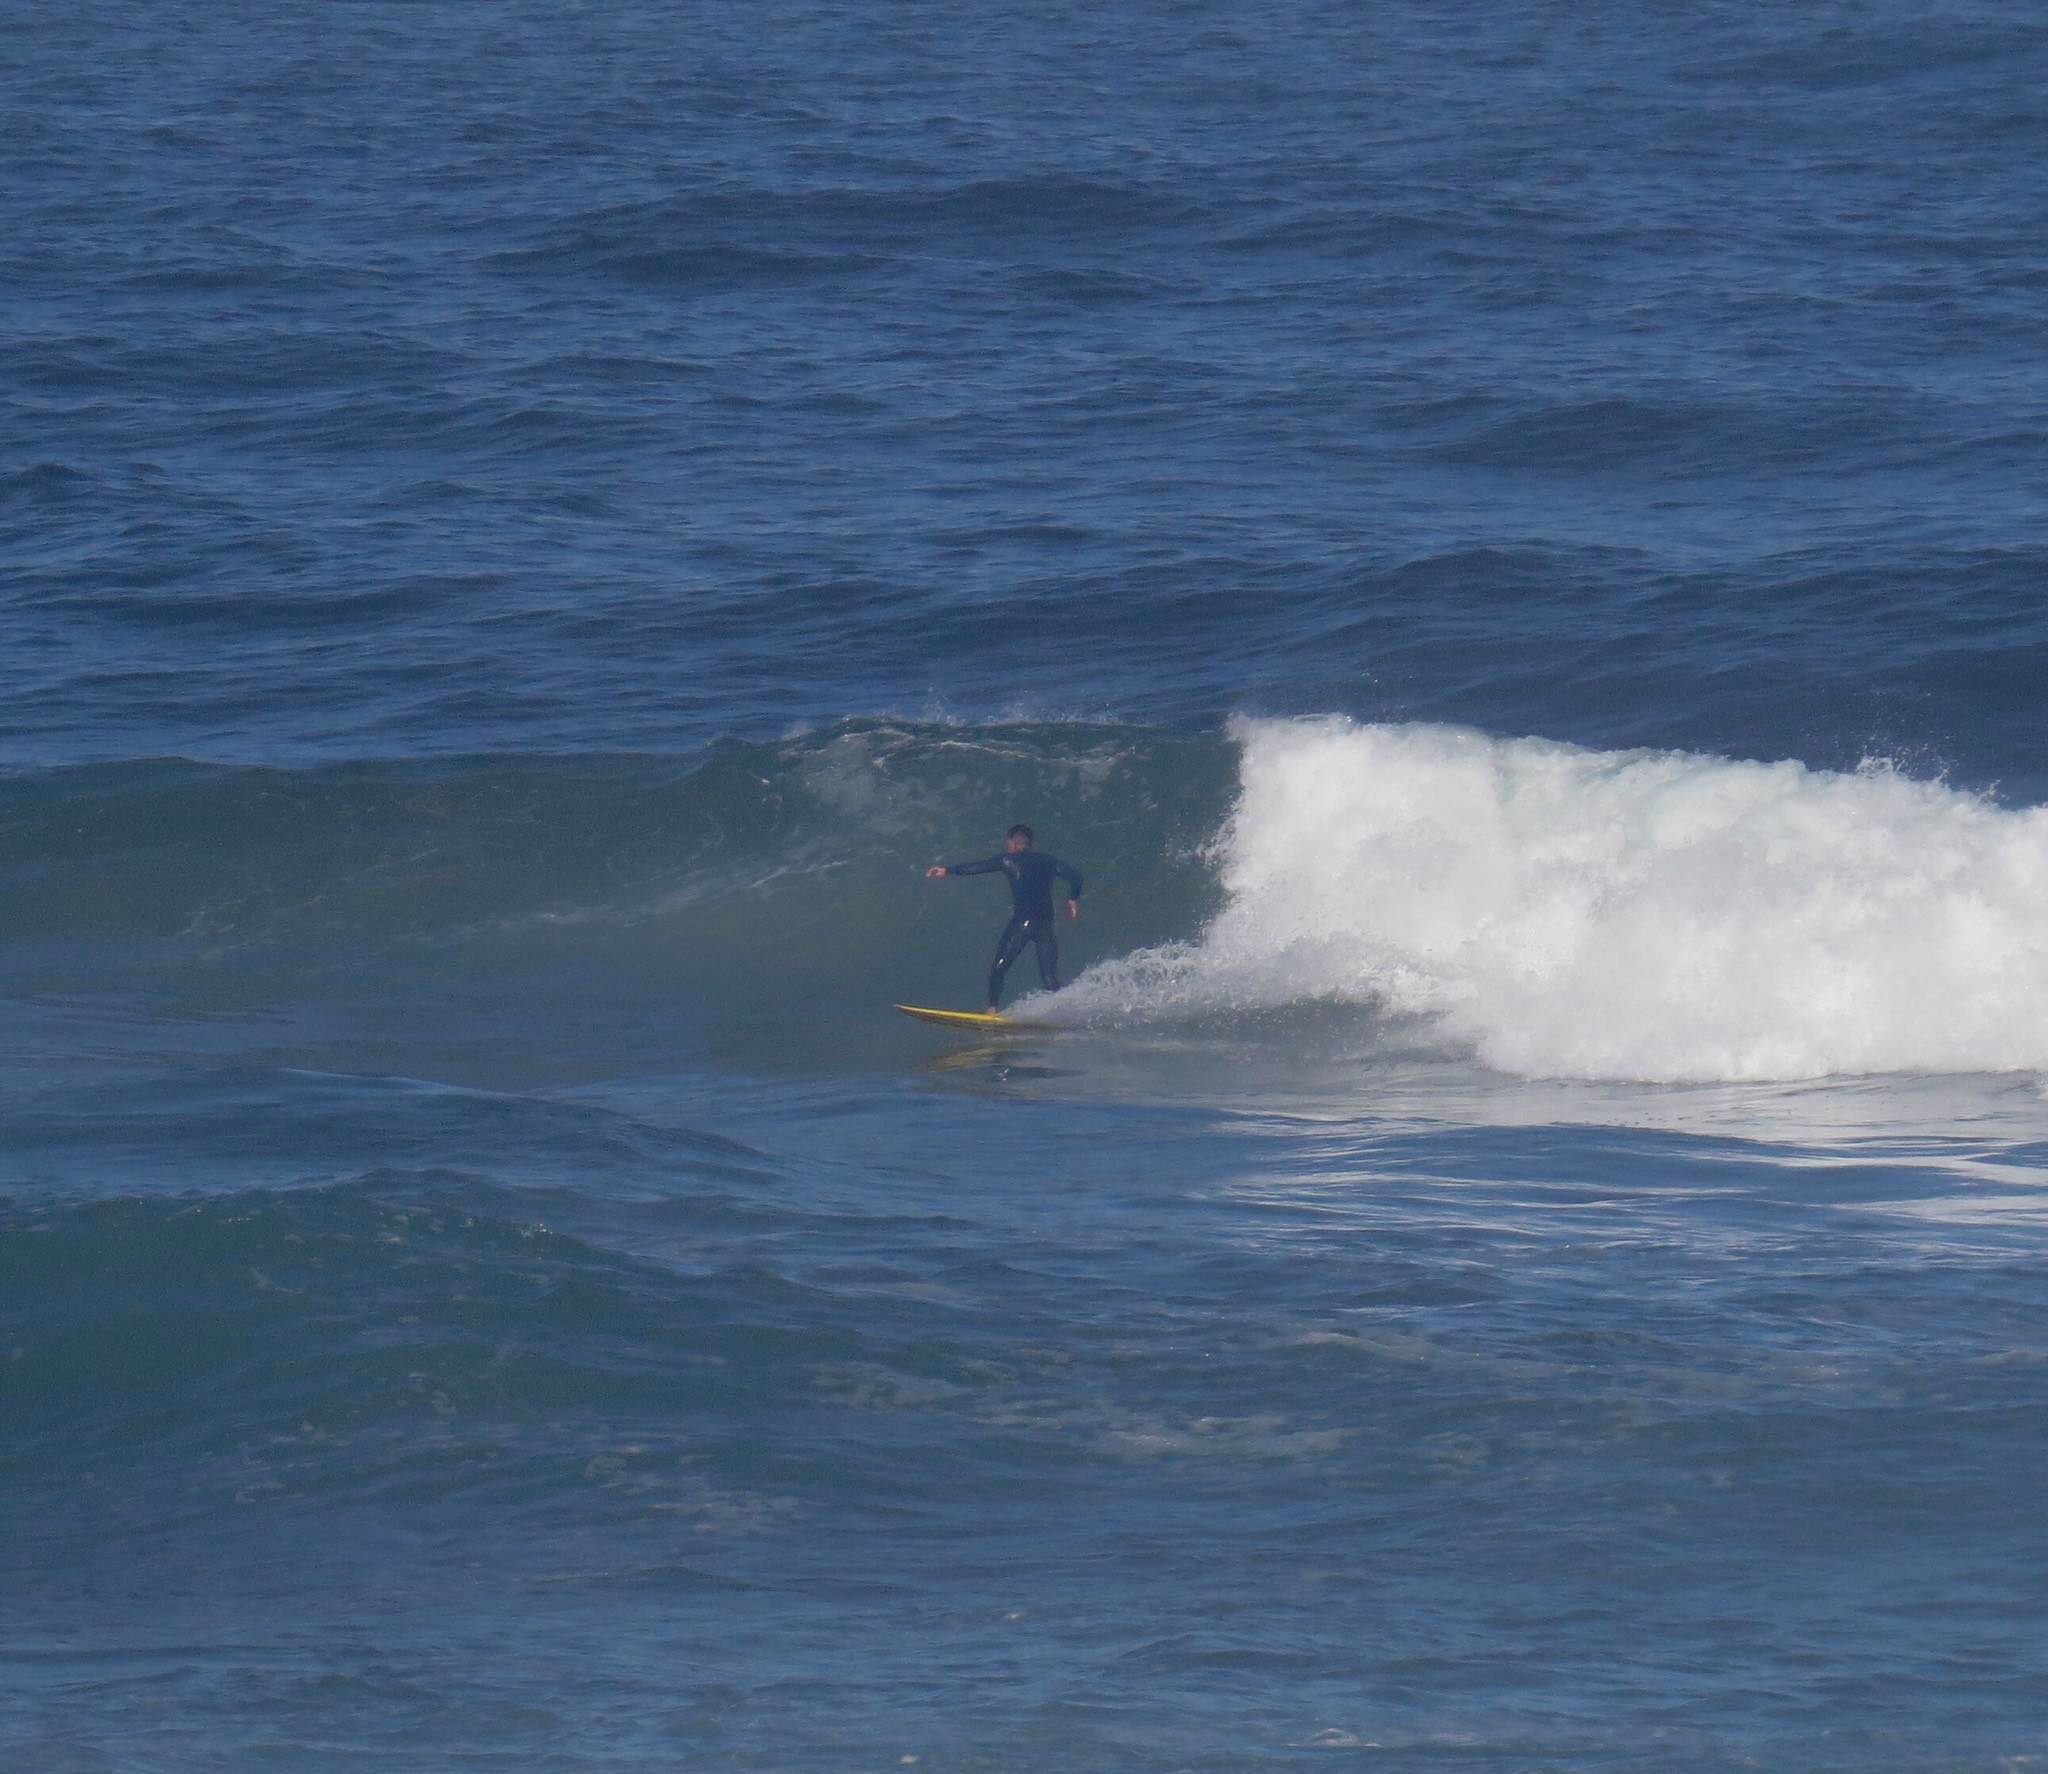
(6, 2, 2048, 1768)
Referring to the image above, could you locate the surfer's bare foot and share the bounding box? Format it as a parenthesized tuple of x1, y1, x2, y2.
(987, 1007, 1002, 1016)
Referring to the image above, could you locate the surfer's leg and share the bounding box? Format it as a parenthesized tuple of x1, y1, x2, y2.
(1032, 922, 1060, 990)
(987, 916, 1031, 1010)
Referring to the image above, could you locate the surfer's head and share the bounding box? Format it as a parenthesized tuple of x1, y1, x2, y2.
(1005, 823, 1034, 852)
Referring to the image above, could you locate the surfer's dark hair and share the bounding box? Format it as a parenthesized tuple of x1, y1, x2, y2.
(1007, 823, 1034, 844)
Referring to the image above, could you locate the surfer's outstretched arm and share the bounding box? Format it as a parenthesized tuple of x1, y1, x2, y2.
(927, 855, 1004, 879)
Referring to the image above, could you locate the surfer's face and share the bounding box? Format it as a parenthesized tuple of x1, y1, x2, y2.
(1005, 834, 1029, 853)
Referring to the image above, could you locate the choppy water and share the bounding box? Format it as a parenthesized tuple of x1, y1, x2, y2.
(6, 2, 2048, 1769)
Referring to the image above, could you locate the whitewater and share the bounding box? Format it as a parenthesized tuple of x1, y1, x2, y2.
(1064, 718, 2048, 1083)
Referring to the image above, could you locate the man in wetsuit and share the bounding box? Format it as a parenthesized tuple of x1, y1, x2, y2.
(925, 824, 1085, 1012)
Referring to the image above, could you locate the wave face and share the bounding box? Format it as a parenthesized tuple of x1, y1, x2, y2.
(1065, 718, 2048, 1083)
(0, 722, 1232, 1081)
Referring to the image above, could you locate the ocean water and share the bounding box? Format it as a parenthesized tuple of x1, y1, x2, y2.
(5, 0, 2048, 1768)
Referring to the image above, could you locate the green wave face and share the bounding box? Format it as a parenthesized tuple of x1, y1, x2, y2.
(0, 720, 1237, 1068)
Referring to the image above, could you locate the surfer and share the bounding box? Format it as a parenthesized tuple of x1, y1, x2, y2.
(926, 825, 1084, 1012)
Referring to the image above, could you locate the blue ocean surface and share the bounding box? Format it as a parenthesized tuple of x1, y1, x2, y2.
(5, 1, 2048, 1769)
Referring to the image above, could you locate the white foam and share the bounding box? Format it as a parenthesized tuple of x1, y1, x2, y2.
(1063, 718, 2048, 1083)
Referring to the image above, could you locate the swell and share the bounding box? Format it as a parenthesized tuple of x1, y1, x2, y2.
(0, 1164, 967, 1538)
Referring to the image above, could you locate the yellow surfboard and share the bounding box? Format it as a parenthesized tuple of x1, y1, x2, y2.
(894, 1004, 1054, 1032)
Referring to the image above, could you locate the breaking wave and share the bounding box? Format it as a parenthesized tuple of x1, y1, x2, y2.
(5, 715, 2046, 1084)
(1061, 718, 2048, 1082)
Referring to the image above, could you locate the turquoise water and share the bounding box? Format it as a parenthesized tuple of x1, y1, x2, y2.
(6, 2, 2048, 1768)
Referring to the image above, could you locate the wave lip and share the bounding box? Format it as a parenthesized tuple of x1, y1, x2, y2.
(1065, 718, 2048, 1085)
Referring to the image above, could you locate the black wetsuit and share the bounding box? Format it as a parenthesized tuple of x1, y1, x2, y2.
(944, 848, 1085, 1007)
